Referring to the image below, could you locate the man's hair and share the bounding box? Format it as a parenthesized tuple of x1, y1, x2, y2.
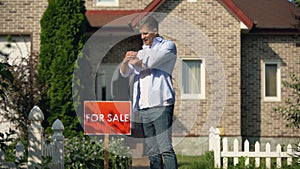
(138, 16, 159, 31)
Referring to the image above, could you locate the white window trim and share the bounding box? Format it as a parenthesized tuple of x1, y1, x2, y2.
(181, 58, 205, 100)
(0, 35, 31, 66)
(262, 61, 281, 102)
(96, 0, 119, 6)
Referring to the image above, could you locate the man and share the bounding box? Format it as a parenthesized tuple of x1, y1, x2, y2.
(120, 16, 178, 169)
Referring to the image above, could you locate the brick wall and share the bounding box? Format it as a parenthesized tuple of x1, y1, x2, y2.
(4, 0, 297, 138)
(98, 0, 242, 136)
(156, 0, 241, 136)
(88, 0, 299, 138)
(242, 34, 300, 137)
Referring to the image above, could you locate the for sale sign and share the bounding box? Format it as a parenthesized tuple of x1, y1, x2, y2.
(84, 101, 131, 135)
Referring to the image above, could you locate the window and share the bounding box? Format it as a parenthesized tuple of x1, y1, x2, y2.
(181, 59, 205, 99)
(263, 61, 281, 101)
(96, 0, 119, 6)
(0, 35, 31, 66)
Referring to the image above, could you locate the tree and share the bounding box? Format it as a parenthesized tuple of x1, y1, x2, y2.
(289, 0, 300, 7)
(38, 0, 87, 137)
(0, 35, 39, 137)
(274, 73, 300, 128)
(0, 62, 13, 105)
(295, 0, 300, 7)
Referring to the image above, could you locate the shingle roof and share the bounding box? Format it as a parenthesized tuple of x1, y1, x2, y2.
(86, 0, 300, 32)
(231, 0, 300, 29)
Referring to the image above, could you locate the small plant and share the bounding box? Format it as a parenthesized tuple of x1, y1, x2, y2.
(64, 136, 104, 168)
(14, 156, 27, 169)
(274, 73, 300, 128)
(64, 135, 131, 169)
(294, 143, 300, 166)
(108, 137, 131, 169)
(39, 156, 52, 169)
(0, 130, 29, 168)
(0, 128, 17, 153)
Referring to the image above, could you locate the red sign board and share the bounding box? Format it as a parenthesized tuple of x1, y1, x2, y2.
(84, 101, 131, 135)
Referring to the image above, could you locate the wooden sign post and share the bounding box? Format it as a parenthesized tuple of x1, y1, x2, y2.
(104, 135, 109, 169)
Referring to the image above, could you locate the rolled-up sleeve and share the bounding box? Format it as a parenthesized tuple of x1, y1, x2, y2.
(120, 63, 133, 77)
(143, 41, 177, 75)
(120, 62, 143, 77)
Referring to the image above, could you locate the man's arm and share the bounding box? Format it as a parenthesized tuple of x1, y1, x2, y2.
(143, 41, 177, 69)
(120, 51, 137, 77)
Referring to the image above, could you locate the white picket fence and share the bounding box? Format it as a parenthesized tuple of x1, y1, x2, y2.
(209, 127, 300, 169)
(0, 106, 64, 169)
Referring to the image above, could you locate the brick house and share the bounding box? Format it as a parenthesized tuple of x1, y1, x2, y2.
(1, 0, 299, 155)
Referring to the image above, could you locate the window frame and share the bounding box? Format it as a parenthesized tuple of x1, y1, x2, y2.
(180, 58, 205, 100)
(262, 61, 281, 102)
(96, 0, 119, 6)
(0, 34, 31, 66)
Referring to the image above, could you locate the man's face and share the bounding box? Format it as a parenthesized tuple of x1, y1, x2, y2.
(139, 26, 157, 46)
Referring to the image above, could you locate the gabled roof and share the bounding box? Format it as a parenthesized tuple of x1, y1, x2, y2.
(220, 0, 254, 29)
(221, 0, 300, 32)
(85, 0, 165, 28)
(86, 0, 300, 33)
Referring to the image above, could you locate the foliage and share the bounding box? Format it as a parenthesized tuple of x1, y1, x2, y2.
(0, 63, 13, 98)
(226, 156, 299, 169)
(64, 136, 131, 169)
(289, 0, 300, 7)
(0, 35, 39, 137)
(0, 129, 28, 168)
(177, 151, 299, 169)
(38, 0, 88, 137)
(0, 128, 17, 153)
(295, 0, 300, 7)
(0, 133, 51, 168)
(274, 73, 300, 128)
(177, 152, 215, 169)
(293, 143, 300, 166)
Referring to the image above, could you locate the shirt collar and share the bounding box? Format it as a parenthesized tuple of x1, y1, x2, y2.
(142, 36, 163, 49)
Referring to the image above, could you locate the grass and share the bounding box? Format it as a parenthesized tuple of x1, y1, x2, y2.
(177, 151, 300, 169)
(177, 151, 215, 169)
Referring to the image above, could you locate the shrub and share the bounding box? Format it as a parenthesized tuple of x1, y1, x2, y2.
(0, 35, 39, 137)
(64, 136, 131, 169)
(38, 0, 88, 137)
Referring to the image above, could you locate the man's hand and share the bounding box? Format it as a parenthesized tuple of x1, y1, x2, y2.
(121, 51, 145, 75)
(129, 58, 143, 67)
(123, 51, 144, 68)
(123, 51, 137, 64)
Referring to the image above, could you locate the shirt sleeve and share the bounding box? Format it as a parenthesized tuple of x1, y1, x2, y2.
(120, 61, 143, 77)
(143, 41, 177, 69)
(120, 62, 133, 77)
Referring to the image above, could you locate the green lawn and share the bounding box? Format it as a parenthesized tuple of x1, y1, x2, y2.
(177, 152, 300, 169)
(177, 152, 215, 169)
